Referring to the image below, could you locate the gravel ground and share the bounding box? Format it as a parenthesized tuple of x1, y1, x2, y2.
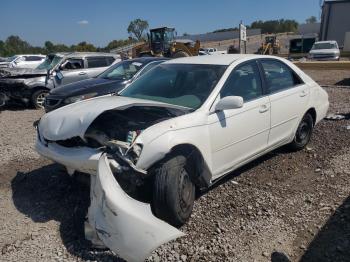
(0, 70, 349, 262)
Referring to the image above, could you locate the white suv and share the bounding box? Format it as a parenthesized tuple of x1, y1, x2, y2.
(0, 54, 46, 69)
(309, 40, 340, 61)
(35, 55, 329, 261)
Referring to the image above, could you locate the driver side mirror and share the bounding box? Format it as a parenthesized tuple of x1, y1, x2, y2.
(215, 96, 244, 111)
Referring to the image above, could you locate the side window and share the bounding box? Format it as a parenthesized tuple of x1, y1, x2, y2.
(220, 61, 263, 102)
(62, 58, 84, 70)
(87, 57, 112, 68)
(260, 60, 303, 94)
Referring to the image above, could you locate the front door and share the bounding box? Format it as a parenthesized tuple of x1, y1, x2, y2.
(208, 60, 270, 178)
(54, 58, 89, 87)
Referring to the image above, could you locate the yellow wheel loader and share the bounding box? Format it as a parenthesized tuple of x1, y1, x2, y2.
(258, 35, 281, 55)
(132, 27, 200, 58)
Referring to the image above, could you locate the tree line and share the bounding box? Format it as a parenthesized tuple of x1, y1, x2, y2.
(0, 36, 135, 57)
(0, 18, 149, 57)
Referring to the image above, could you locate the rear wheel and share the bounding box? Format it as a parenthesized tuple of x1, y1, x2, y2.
(31, 89, 49, 109)
(152, 154, 195, 227)
(172, 51, 190, 58)
(288, 113, 314, 151)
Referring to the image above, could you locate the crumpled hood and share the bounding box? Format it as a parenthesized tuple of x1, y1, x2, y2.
(0, 67, 47, 78)
(39, 95, 189, 141)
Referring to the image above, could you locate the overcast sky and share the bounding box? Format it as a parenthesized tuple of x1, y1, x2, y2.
(0, 0, 321, 47)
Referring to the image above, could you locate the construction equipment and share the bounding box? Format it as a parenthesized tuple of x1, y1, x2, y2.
(258, 35, 281, 55)
(132, 27, 200, 58)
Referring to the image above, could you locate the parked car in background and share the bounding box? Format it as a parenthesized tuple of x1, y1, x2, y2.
(199, 48, 226, 55)
(198, 49, 210, 56)
(35, 55, 329, 261)
(309, 41, 340, 61)
(44, 57, 169, 112)
(0, 52, 120, 108)
(0, 54, 46, 69)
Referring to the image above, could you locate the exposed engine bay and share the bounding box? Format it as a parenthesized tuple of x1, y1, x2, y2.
(47, 105, 189, 198)
(85, 106, 184, 147)
(88, 106, 187, 195)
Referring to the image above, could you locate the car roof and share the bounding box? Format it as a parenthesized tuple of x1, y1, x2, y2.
(164, 54, 258, 65)
(127, 57, 170, 63)
(50, 52, 119, 59)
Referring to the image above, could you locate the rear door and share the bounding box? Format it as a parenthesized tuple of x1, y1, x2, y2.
(258, 59, 310, 147)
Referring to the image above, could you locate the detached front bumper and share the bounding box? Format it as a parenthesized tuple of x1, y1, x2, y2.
(35, 139, 102, 175)
(86, 154, 184, 262)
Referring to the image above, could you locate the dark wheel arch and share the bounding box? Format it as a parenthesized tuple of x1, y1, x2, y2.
(288, 111, 314, 151)
(168, 144, 212, 190)
(305, 107, 317, 126)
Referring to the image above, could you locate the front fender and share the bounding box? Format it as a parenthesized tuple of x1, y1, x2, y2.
(136, 124, 212, 172)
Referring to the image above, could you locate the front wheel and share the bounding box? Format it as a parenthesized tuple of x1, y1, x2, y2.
(172, 51, 190, 58)
(31, 89, 49, 109)
(152, 154, 195, 227)
(288, 113, 314, 151)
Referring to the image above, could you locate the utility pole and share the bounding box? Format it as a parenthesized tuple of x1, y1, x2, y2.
(239, 21, 247, 54)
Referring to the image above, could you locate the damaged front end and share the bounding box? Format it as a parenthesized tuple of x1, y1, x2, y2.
(0, 78, 31, 106)
(36, 98, 192, 260)
(86, 154, 184, 262)
(0, 68, 48, 107)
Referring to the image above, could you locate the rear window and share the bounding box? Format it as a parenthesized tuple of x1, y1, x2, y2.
(87, 57, 115, 68)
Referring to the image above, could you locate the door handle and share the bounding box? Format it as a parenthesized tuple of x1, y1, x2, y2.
(259, 104, 270, 113)
(78, 72, 87, 75)
(299, 90, 308, 97)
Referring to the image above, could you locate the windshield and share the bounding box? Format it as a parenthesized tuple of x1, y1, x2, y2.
(120, 64, 227, 109)
(99, 60, 144, 80)
(36, 55, 62, 70)
(312, 42, 337, 50)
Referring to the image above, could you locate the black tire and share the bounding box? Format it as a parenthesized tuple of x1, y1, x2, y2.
(172, 51, 190, 58)
(288, 113, 314, 151)
(31, 89, 49, 109)
(152, 154, 195, 227)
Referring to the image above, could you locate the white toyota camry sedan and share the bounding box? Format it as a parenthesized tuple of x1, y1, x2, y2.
(35, 55, 329, 261)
